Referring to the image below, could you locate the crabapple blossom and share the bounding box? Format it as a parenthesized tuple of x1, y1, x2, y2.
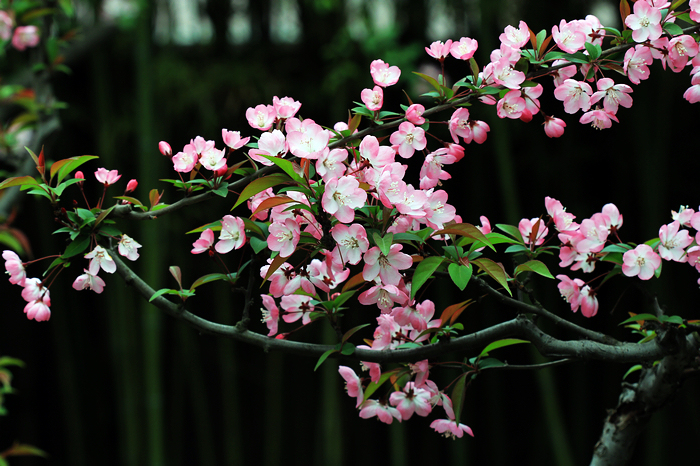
(0, 11, 12, 41)
(390, 122, 426, 158)
(496, 90, 526, 119)
(338, 366, 364, 408)
(322, 176, 367, 223)
(405, 103, 425, 125)
(11, 26, 39, 51)
(389, 382, 432, 420)
(543, 116, 566, 138)
(448, 108, 472, 144)
(307, 257, 349, 293)
(280, 294, 314, 325)
(315, 148, 347, 181)
(198, 145, 226, 171)
(552, 19, 586, 54)
(125, 179, 138, 193)
(519, 218, 549, 246)
(579, 285, 599, 317)
(499, 20, 529, 49)
(468, 120, 490, 144)
(245, 104, 276, 131)
(24, 296, 51, 322)
(624, 45, 653, 85)
(579, 109, 618, 130)
(272, 96, 301, 119)
(450, 37, 478, 60)
(248, 129, 288, 165)
(331, 223, 369, 265)
(72, 270, 106, 294)
(118, 234, 142, 260)
(191, 228, 215, 254)
(363, 244, 413, 286)
(85, 245, 116, 275)
(172, 145, 197, 172)
(554, 79, 592, 114)
(425, 40, 453, 60)
(658, 221, 693, 262)
(369, 59, 401, 87)
(359, 281, 405, 313)
(423, 189, 456, 230)
(392, 299, 435, 332)
(3, 250, 26, 286)
(551, 60, 578, 87)
(556, 274, 586, 312)
(430, 419, 474, 439)
(691, 0, 700, 22)
(546, 196, 578, 232)
(360, 86, 383, 112)
(419, 148, 453, 189)
(590, 78, 633, 114)
(260, 295, 279, 336)
(622, 244, 661, 280)
(359, 135, 395, 168)
(492, 57, 525, 89)
(158, 141, 172, 156)
(216, 215, 246, 254)
(287, 121, 330, 160)
(667, 35, 699, 73)
(267, 218, 300, 258)
(222, 129, 250, 150)
(625, 1, 663, 42)
(94, 168, 121, 186)
(359, 400, 402, 424)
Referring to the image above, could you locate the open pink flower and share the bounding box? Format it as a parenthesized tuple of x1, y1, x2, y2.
(359, 400, 402, 424)
(338, 366, 364, 408)
(216, 215, 246, 254)
(261, 295, 279, 336)
(245, 104, 276, 131)
(499, 20, 529, 49)
(72, 270, 106, 294)
(85, 245, 116, 274)
(579, 109, 619, 130)
(267, 218, 300, 258)
(590, 78, 633, 114)
(24, 296, 51, 322)
(450, 37, 478, 60)
(118, 234, 142, 261)
(389, 382, 432, 420)
(272, 96, 301, 119)
(331, 223, 369, 265)
(3, 250, 26, 286)
(360, 86, 383, 112)
(425, 40, 453, 60)
(625, 1, 662, 42)
(390, 122, 426, 159)
(496, 90, 526, 119)
(370, 59, 401, 87)
(552, 19, 586, 54)
(222, 129, 250, 150)
(280, 294, 314, 325)
(658, 221, 693, 262)
(94, 168, 122, 186)
(322, 176, 367, 224)
(623, 244, 661, 280)
(430, 419, 474, 439)
(192, 229, 215, 254)
(11, 26, 39, 51)
(554, 79, 592, 114)
(363, 244, 413, 286)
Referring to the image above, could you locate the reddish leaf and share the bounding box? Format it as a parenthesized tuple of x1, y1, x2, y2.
(620, 0, 631, 28)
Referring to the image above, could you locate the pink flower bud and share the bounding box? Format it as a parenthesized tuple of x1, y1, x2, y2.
(75, 171, 84, 184)
(125, 179, 138, 193)
(159, 141, 172, 157)
(543, 116, 566, 138)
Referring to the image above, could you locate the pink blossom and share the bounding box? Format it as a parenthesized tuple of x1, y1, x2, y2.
(3, 250, 26, 286)
(358, 135, 395, 168)
(389, 382, 432, 420)
(0, 11, 12, 41)
(543, 116, 566, 138)
(267, 218, 300, 258)
(392, 299, 434, 332)
(322, 176, 367, 224)
(554, 79, 592, 114)
(683, 84, 700, 103)
(390, 121, 426, 159)
(425, 40, 453, 60)
(519, 218, 549, 245)
(590, 78, 633, 114)
(72, 270, 106, 294)
(363, 244, 413, 286)
(316, 148, 347, 182)
(172, 145, 198, 172)
(499, 20, 529, 49)
(158, 141, 172, 157)
(625, 1, 662, 42)
(423, 189, 456, 230)
(667, 35, 699, 73)
(245, 104, 276, 131)
(419, 148, 453, 189)
(691, 0, 700, 22)
(192, 229, 215, 254)
(579, 285, 599, 317)
(579, 109, 619, 130)
(338, 366, 364, 408)
(11, 26, 39, 51)
(359, 400, 402, 424)
(624, 45, 653, 85)
(222, 129, 250, 150)
(24, 297, 51, 322)
(545, 196, 578, 232)
(94, 167, 121, 186)
(307, 257, 349, 292)
(492, 57, 526, 89)
(359, 282, 404, 313)
(360, 86, 383, 112)
(261, 295, 280, 336)
(622, 244, 661, 280)
(248, 129, 288, 165)
(216, 215, 246, 253)
(118, 234, 142, 260)
(658, 221, 693, 262)
(405, 104, 425, 125)
(331, 223, 369, 265)
(495, 90, 525, 119)
(199, 145, 226, 172)
(430, 419, 474, 439)
(551, 60, 578, 87)
(287, 121, 330, 160)
(450, 37, 478, 60)
(556, 274, 586, 312)
(552, 19, 586, 54)
(448, 108, 472, 143)
(469, 120, 490, 143)
(125, 179, 138, 193)
(272, 96, 301, 119)
(85, 245, 116, 275)
(280, 294, 314, 325)
(370, 59, 401, 87)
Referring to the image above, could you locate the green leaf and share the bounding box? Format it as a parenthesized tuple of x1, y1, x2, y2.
(505, 244, 530, 254)
(478, 86, 502, 95)
(61, 235, 91, 259)
(211, 182, 229, 198)
(623, 364, 642, 380)
(0, 357, 25, 368)
(314, 348, 337, 371)
(411, 256, 444, 300)
(50, 155, 99, 185)
(496, 224, 524, 242)
(363, 370, 398, 402)
(584, 42, 602, 61)
(451, 372, 469, 425)
(477, 357, 507, 370)
(412, 71, 441, 92)
(479, 339, 529, 358)
(514, 260, 554, 279)
(559, 52, 590, 64)
(472, 258, 512, 296)
(373, 232, 394, 256)
(340, 343, 356, 356)
(662, 22, 683, 36)
(249, 236, 268, 254)
(331, 290, 357, 311)
(189, 273, 237, 291)
(659, 315, 684, 325)
(448, 262, 472, 290)
(255, 154, 305, 184)
(341, 323, 370, 343)
(601, 243, 633, 253)
(618, 313, 659, 325)
(149, 288, 177, 302)
(233, 173, 292, 209)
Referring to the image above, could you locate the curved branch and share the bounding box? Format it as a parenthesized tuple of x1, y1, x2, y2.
(110, 249, 669, 365)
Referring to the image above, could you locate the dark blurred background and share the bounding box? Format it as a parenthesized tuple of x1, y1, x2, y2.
(2, 0, 700, 464)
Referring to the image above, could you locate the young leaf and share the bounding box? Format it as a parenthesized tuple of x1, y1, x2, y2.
(513, 260, 554, 279)
(233, 173, 292, 209)
(472, 258, 512, 296)
(255, 154, 305, 183)
(411, 256, 444, 300)
(451, 372, 470, 425)
(363, 370, 399, 402)
(448, 262, 472, 290)
(314, 348, 338, 371)
(479, 339, 529, 358)
(412, 71, 441, 92)
(496, 224, 524, 243)
(0, 176, 41, 190)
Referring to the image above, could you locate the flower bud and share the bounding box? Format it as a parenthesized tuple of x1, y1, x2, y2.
(159, 141, 172, 157)
(75, 171, 84, 184)
(125, 179, 138, 193)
